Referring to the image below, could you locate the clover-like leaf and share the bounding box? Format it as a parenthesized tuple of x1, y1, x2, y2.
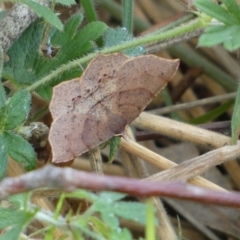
(4, 90, 31, 130)
(4, 131, 36, 170)
(195, 0, 240, 25)
(22, 0, 63, 31)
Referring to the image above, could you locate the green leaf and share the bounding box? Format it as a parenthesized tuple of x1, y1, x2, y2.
(104, 27, 145, 56)
(22, 0, 63, 31)
(56, 0, 76, 7)
(100, 210, 119, 229)
(112, 202, 147, 225)
(195, 0, 239, 25)
(0, 206, 36, 240)
(222, 0, 240, 23)
(9, 193, 30, 209)
(0, 134, 7, 179)
(36, 86, 53, 101)
(223, 27, 240, 50)
(109, 228, 133, 240)
(198, 25, 235, 46)
(3, 20, 43, 85)
(54, 21, 108, 61)
(51, 14, 84, 46)
(0, 208, 34, 230)
(108, 136, 121, 163)
(3, 16, 106, 95)
(232, 83, 240, 144)
(0, 225, 22, 240)
(3, 18, 107, 100)
(0, 82, 6, 109)
(99, 192, 126, 202)
(198, 25, 240, 51)
(4, 131, 36, 170)
(4, 90, 31, 130)
(90, 216, 110, 237)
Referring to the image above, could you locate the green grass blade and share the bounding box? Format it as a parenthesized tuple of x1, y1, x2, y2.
(81, 0, 98, 22)
(189, 100, 233, 124)
(122, 0, 133, 33)
(146, 198, 155, 240)
(81, 0, 103, 47)
(232, 83, 240, 144)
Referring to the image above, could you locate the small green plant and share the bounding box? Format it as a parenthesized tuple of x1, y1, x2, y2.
(0, 191, 156, 240)
(194, 0, 240, 144)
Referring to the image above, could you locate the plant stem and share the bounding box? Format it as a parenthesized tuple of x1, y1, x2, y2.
(27, 18, 205, 92)
(146, 198, 156, 240)
(81, 0, 103, 47)
(81, 0, 98, 22)
(96, 0, 150, 32)
(162, 88, 180, 120)
(122, 0, 133, 33)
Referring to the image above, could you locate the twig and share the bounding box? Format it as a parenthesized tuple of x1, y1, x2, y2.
(148, 92, 237, 115)
(2, 164, 240, 208)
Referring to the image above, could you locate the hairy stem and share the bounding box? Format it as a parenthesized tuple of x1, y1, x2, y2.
(27, 18, 205, 92)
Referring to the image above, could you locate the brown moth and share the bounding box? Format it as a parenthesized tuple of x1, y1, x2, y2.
(49, 53, 179, 163)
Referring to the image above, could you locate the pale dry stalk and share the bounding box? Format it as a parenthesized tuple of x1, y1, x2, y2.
(120, 138, 224, 191)
(133, 112, 232, 147)
(88, 147, 104, 175)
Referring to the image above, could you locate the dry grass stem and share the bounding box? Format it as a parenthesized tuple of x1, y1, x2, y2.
(148, 92, 236, 115)
(122, 128, 177, 240)
(148, 144, 240, 182)
(88, 147, 103, 175)
(120, 138, 225, 191)
(133, 112, 233, 147)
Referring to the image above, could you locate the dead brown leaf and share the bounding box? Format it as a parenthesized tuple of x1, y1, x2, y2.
(49, 53, 179, 163)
